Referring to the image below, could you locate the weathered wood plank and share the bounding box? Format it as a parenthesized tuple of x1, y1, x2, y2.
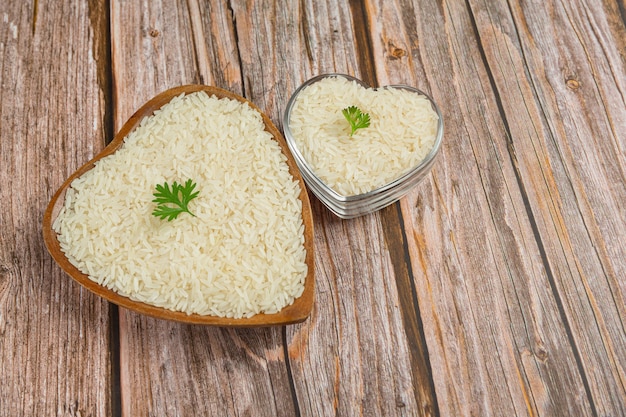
(365, 0, 626, 415)
(111, 1, 298, 416)
(288, 208, 424, 416)
(228, 1, 434, 415)
(119, 313, 298, 417)
(468, 0, 626, 413)
(352, 1, 441, 412)
(3, 0, 625, 415)
(0, 0, 113, 415)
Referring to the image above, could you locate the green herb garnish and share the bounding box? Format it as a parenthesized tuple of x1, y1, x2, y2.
(152, 179, 199, 221)
(342, 105, 371, 137)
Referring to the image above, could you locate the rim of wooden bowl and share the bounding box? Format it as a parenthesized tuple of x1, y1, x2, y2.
(42, 85, 315, 327)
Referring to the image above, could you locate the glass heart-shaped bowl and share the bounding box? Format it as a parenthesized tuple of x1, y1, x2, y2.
(283, 74, 444, 219)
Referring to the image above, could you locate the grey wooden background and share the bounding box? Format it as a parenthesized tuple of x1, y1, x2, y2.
(1, 0, 625, 415)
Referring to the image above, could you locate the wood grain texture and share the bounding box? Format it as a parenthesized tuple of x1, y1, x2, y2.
(353, 1, 440, 413)
(3, 0, 625, 415)
(114, 0, 435, 415)
(365, 0, 626, 415)
(111, 1, 301, 416)
(228, 1, 432, 415)
(0, 0, 113, 415)
(367, 2, 588, 416)
(468, 0, 626, 414)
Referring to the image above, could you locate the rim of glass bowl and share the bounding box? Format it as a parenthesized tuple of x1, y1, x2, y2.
(315, 150, 441, 219)
(283, 73, 444, 209)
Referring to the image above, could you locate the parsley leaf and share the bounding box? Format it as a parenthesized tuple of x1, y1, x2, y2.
(342, 105, 371, 137)
(152, 179, 199, 221)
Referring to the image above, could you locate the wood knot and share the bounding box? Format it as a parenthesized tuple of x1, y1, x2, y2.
(392, 47, 407, 59)
(535, 346, 548, 361)
(566, 77, 579, 90)
(387, 40, 408, 60)
(149, 28, 160, 37)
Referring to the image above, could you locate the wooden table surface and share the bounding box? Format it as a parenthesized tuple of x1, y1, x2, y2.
(2, 1, 625, 416)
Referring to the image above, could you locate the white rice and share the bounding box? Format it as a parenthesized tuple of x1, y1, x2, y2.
(289, 76, 439, 196)
(53, 92, 307, 319)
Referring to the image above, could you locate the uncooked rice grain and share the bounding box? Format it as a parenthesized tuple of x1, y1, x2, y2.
(289, 76, 439, 196)
(53, 92, 307, 318)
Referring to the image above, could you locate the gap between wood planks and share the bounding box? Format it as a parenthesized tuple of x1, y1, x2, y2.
(86, 0, 120, 415)
(348, 0, 441, 415)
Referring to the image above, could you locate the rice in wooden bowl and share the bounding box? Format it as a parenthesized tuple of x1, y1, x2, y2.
(43, 85, 314, 326)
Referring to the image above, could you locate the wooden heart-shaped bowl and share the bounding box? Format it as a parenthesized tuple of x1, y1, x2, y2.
(43, 85, 315, 327)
